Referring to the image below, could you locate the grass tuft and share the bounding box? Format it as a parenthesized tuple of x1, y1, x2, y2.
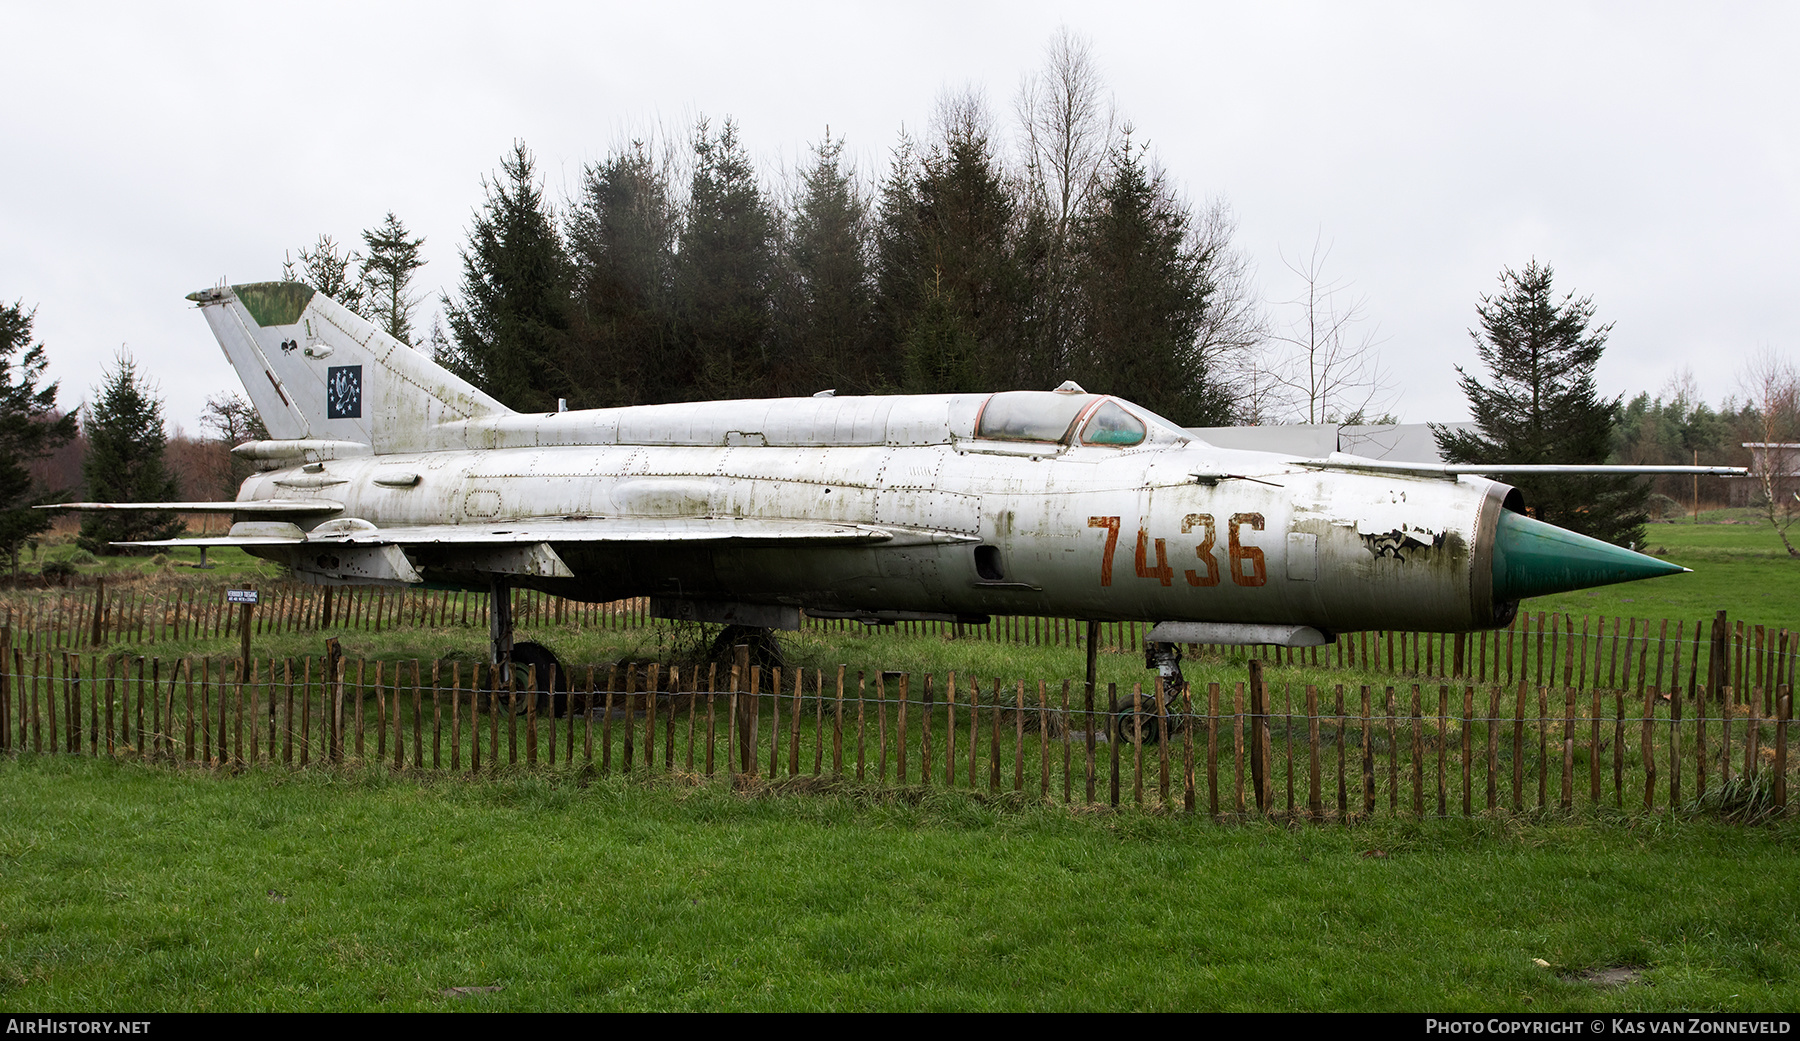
(1695, 772, 1782, 824)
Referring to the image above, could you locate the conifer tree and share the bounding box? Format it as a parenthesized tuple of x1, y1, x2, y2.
(677, 118, 774, 399)
(439, 142, 574, 412)
(1435, 261, 1647, 546)
(882, 93, 1030, 394)
(914, 98, 1020, 391)
(77, 352, 183, 555)
(0, 301, 78, 576)
(901, 283, 983, 393)
(360, 212, 426, 345)
(774, 133, 874, 394)
(1071, 141, 1232, 425)
(1612, 372, 1734, 510)
(871, 135, 925, 389)
(282, 235, 365, 315)
(565, 141, 677, 406)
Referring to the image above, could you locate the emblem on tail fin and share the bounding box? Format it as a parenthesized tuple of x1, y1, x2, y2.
(325, 366, 362, 419)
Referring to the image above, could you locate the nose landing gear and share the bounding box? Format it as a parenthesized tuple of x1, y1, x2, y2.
(1112, 640, 1189, 745)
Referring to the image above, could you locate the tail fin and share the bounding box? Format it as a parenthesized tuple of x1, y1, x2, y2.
(187, 281, 510, 452)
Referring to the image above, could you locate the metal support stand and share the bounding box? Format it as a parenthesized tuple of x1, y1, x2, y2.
(1145, 640, 1186, 696)
(489, 577, 513, 684)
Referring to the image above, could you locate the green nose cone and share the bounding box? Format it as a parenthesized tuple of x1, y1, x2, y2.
(1492, 510, 1688, 602)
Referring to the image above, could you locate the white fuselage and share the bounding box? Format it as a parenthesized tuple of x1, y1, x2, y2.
(234, 393, 1509, 633)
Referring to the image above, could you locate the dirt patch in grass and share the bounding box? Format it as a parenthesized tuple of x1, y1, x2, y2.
(1574, 965, 1646, 987)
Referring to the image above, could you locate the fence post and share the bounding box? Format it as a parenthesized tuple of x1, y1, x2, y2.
(919, 673, 934, 788)
(1248, 659, 1269, 813)
(833, 666, 846, 778)
(326, 639, 343, 763)
(733, 645, 751, 775)
(1511, 683, 1526, 812)
(0, 625, 9, 753)
(1776, 689, 1790, 814)
(89, 579, 105, 648)
(1410, 685, 1424, 816)
(1085, 620, 1099, 805)
(1709, 610, 1728, 705)
(1108, 682, 1121, 808)
(1306, 684, 1321, 819)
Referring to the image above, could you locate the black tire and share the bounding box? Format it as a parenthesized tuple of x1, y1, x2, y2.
(708, 624, 784, 670)
(1112, 690, 1177, 745)
(510, 641, 569, 716)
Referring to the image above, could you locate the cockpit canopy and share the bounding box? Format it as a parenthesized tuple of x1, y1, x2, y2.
(973, 391, 1187, 448)
(1081, 401, 1146, 445)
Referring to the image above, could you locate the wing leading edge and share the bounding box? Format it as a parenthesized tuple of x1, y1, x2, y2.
(109, 515, 936, 587)
(1294, 454, 1749, 478)
(116, 516, 912, 549)
(39, 499, 344, 514)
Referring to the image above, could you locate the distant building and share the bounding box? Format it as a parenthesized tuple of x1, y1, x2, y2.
(1185, 422, 1478, 464)
(1728, 443, 1800, 506)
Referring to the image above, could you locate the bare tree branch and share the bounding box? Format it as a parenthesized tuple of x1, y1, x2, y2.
(1263, 233, 1394, 424)
(1015, 26, 1116, 240)
(1738, 347, 1800, 557)
(1185, 199, 1270, 422)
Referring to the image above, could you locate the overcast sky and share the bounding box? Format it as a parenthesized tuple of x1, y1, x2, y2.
(2, 2, 1794, 434)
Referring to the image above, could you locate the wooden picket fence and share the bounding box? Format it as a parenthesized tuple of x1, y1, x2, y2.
(2, 582, 1150, 651)
(2, 579, 1796, 711)
(4, 634, 1793, 820)
(0, 582, 653, 648)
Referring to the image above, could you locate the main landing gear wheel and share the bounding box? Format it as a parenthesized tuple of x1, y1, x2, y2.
(510, 641, 570, 716)
(708, 624, 784, 670)
(1111, 691, 1174, 745)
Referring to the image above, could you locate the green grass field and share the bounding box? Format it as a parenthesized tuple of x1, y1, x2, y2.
(2, 756, 1797, 1012)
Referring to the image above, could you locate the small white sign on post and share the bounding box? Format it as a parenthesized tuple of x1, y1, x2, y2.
(226, 589, 259, 605)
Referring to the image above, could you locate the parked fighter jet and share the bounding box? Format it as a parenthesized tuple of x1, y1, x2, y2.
(50, 282, 1743, 691)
